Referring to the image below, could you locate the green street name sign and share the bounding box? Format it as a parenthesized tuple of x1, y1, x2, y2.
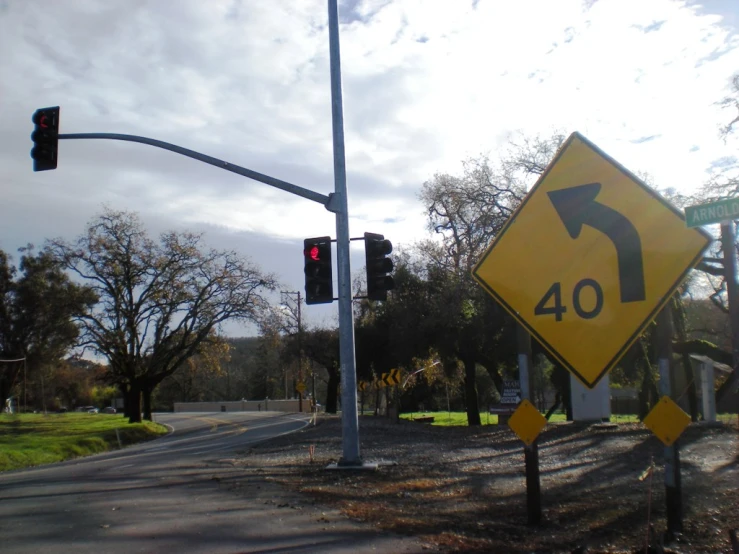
(684, 197, 739, 228)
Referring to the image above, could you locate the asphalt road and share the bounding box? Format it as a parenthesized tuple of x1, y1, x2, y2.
(0, 412, 426, 554)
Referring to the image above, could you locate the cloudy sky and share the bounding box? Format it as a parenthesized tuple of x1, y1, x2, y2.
(1, 0, 738, 334)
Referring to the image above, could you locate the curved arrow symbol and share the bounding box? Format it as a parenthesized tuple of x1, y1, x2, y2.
(547, 182, 646, 303)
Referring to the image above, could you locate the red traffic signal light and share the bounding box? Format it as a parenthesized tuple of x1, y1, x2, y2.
(31, 106, 60, 172)
(304, 237, 333, 304)
(306, 244, 321, 262)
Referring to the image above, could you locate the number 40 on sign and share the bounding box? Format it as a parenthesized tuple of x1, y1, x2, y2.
(473, 132, 711, 388)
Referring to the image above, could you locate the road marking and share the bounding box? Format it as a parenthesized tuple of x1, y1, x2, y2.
(196, 416, 249, 434)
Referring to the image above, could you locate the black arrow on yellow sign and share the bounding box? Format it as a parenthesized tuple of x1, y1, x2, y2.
(548, 182, 646, 303)
(381, 369, 400, 386)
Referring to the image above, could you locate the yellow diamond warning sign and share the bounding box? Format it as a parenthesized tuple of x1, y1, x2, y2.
(643, 396, 691, 446)
(508, 399, 547, 446)
(473, 132, 711, 388)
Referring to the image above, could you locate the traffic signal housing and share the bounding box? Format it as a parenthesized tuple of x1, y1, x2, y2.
(31, 106, 60, 172)
(364, 232, 394, 301)
(304, 236, 333, 304)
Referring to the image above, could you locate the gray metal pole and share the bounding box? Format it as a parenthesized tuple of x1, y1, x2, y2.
(297, 291, 303, 413)
(721, 222, 739, 370)
(517, 324, 541, 525)
(657, 307, 682, 535)
(327, 0, 361, 465)
(59, 133, 331, 207)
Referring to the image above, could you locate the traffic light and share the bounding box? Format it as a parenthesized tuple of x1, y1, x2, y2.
(304, 236, 333, 304)
(31, 106, 60, 172)
(364, 232, 394, 301)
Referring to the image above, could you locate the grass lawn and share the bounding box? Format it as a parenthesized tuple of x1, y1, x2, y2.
(0, 413, 168, 472)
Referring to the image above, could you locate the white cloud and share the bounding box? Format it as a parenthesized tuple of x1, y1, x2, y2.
(1, 0, 738, 330)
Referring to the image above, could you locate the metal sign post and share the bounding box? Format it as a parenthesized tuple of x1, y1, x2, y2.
(684, 199, 738, 413)
(517, 324, 542, 525)
(721, 221, 739, 372)
(656, 308, 683, 535)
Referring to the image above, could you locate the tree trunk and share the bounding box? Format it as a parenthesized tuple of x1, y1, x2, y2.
(325, 369, 339, 414)
(119, 382, 130, 419)
(638, 364, 659, 421)
(671, 296, 699, 422)
(128, 382, 142, 423)
(0, 377, 13, 414)
(550, 364, 572, 420)
(464, 358, 481, 426)
(564, 376, 573, 421)
(142, 385, 153, 421)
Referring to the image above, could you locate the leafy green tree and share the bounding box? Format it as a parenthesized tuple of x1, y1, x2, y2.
(302, 327, 340, 413)
(0, 248, 96, 407)
(47, 209, 277, 422)
(155, 336, 231, 408)
(415, 134, 565, 425)
(51, 358, 108, 411)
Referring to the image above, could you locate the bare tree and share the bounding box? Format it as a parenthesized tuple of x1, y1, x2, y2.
(47, 209, 277, 422)
(718, 74, 739, 140)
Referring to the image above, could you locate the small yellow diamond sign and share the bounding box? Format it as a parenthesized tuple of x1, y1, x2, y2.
(643, 396, 690, 446)
(296, 381, 307, 393)
(508, 399, 547, 445)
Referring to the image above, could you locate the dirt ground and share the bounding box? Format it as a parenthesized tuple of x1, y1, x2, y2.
(235, 414, 738, 553)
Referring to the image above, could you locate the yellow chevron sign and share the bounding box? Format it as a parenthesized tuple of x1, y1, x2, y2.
(381, 368, 400, 386)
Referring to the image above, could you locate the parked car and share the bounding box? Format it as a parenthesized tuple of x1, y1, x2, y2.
(102, 407, 116, 414)
(75, 405, 98, 413)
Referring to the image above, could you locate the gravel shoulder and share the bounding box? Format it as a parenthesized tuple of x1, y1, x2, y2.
(234, 414, 738, 553)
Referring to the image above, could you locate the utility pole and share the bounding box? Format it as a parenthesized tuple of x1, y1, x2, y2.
(721, 222, 739, 370)
(297, 291, 303, 413)
(720, 221, 739, 420)
(281, 291, 304, 413)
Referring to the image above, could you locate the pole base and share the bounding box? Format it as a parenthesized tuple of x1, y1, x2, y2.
(327, 460, 379, 471)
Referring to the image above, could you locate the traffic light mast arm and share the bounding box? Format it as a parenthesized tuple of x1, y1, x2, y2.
(58, 133, 333, 208)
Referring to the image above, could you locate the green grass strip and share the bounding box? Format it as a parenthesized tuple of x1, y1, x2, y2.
(400, 411, 643, 426)
(0, 413, 168, 472)
(401, 411, 735, 426)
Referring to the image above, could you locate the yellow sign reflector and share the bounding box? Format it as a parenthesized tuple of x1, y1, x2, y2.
(643, 396, 690, 446)
(508, 399, 547, 446)
(296, 382, 307, 393)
